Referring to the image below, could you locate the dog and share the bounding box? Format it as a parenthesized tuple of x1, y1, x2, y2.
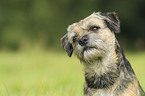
(61, 12, 145, 96)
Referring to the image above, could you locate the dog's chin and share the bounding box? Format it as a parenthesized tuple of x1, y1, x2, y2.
(76, 46, 105, 63)
(84, 47, 105, 59)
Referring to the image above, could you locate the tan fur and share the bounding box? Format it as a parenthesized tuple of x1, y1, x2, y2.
(121, 78, 140, 96)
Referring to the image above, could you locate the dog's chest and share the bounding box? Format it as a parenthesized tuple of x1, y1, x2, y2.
(85, 88, 114, 96)
(84, 77, 140, 96)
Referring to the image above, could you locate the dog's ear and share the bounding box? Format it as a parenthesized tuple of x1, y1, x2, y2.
(61, 34, 73, 57)
(104, 12, 120, 33)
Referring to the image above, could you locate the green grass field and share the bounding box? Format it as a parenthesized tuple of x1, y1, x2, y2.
(0, 49, 144, 96)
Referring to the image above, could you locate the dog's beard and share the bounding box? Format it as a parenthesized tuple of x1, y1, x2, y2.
(74, 40, 107, 63)
(84, 48, 105, 60)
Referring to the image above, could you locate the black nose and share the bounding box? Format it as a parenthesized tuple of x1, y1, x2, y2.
(79, 37, 88, 46)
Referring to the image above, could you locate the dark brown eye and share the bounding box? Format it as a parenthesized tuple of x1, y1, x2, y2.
(73, 36, 77, 43)
(90, 26, 100, 31)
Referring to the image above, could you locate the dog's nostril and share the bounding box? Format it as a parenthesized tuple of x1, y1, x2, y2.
(83, 38, 87, 41)
(79, 37, 88, 46)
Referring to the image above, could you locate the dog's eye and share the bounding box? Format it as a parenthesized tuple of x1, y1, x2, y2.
(73, 36, 77, 43)
(89, 26, 100, 31)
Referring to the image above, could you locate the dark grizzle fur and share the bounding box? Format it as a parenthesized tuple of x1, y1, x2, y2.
(85, 68, 120, 89)
(115, 41, 145, 95)
(61, 34, 73, 57)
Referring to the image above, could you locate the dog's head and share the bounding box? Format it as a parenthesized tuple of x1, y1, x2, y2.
(61, 12, 120, 63)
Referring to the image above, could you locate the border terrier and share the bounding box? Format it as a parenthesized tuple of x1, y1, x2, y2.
(61, 12, 145, 96)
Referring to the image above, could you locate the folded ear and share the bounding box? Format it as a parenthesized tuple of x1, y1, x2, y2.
(104, 12, 120, 33)
(61, 34, 73, 57)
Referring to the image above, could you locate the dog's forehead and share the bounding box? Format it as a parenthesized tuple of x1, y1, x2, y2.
(67, 12, 106, 33)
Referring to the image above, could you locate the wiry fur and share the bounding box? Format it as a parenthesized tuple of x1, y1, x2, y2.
(61, 12, 145, 96)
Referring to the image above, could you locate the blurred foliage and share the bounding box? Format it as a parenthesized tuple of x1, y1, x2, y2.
(0, 0, 145, 50)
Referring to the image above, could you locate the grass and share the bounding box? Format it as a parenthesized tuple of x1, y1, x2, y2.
(0, 49, 144, 96)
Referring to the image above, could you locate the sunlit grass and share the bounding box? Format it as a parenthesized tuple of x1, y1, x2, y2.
(0, 49, 144, 96)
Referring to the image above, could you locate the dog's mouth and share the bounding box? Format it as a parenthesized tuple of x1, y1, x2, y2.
(83, 46, 97, 57)
(79, 46, 105, 62)
(75, 44, 106, 62)
(83, 46, 97, 52)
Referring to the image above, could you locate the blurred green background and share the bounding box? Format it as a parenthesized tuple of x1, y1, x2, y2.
(0, 0, 145, 50)
(0, 0, 145, 96)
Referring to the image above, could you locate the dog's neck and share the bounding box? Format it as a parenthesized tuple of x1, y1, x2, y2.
(83, 41, 120, 89)
(84, 51, 120, 89)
